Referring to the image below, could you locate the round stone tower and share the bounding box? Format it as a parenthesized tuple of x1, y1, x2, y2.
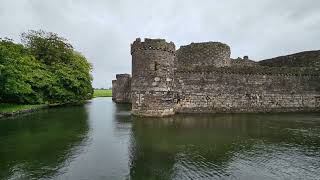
(176, 42, 231, 67)
(131, 38, 176, 117)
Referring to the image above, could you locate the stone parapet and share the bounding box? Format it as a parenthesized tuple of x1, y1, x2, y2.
(131, 38, 175, 54)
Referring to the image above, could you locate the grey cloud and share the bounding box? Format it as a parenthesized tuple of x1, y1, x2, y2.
(0, 0, 319, 88)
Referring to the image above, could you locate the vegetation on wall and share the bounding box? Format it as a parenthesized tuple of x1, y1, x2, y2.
(0, 30, 93, 105)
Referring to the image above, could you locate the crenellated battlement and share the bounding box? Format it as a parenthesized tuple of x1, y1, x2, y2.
(131, 38, 175, 54)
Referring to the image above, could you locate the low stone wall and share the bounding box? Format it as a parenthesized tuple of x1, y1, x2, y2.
(175, 72, 320, 113)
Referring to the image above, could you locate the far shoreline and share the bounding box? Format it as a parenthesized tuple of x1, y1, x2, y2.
(0, 89, 112, 119)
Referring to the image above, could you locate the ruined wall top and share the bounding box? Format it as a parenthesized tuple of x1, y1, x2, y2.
(231, 56, 257, 67)
(259, 50, 320, 67)
(131, 38, 175, 54)
(176, 42, 231, 67)
(179, 42, 230, 51)
(116, 74, 131, 79)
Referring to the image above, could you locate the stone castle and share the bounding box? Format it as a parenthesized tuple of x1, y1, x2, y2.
(112, 38, 320, 117)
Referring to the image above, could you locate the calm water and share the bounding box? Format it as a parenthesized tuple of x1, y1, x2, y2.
(0, 98, 320, 180)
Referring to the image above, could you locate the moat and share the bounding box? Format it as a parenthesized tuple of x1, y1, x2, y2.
(1, 98, 320, 180)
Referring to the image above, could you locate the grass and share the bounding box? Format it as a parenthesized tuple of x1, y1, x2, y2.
(0, 104, 47, 114)
(0, 89, 112, 115)
(93, 89, 112, 98)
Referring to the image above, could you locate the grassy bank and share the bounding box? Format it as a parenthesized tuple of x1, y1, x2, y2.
(0, 101, 90, 118)
(0, 104, 46, 113)
(0, 104, 47, 117)
(93, 89, 112, 98)
(0, 89, 112, 117)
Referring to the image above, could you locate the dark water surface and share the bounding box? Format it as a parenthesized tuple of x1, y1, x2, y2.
(0, 98, 320, 180)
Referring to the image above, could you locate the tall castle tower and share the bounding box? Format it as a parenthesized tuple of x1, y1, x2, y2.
(131, 38, 176, 117)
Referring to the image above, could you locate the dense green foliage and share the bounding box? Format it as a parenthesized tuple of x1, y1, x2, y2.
(0, 30, 93, 104)
(93, 89, 112, 98)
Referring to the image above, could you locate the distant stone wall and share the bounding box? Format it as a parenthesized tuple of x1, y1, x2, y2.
(175, 71, 320, 113)
(176, 42, 231, 68)
(259, 50, 320, 67)
(112, 74, 131, 103)
(131, 38, 176, 117)
(112, 80, 117, 101)
(231, 56, 257, 67)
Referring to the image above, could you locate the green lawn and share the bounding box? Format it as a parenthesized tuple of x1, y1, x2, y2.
(0, 104, 46, 114)
(93, 89, 112, 98)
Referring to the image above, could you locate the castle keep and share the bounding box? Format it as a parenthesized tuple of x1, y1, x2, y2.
(112, 38, 320, 117)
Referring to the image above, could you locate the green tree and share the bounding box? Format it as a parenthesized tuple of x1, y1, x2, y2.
(21, 30, 73, 65)
(21, 30, 93, 104)
(0, 38, 49, 104)
(0, 30, 93, 104)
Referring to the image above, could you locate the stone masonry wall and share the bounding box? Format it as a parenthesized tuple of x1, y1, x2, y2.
(175, 71, 320, 113)
(112, 74, 131, 103)
(111, 38, 320, 117)
(176, 42, 231, 68)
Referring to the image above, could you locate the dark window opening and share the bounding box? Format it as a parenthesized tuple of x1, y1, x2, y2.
(154, 62, 158, 71)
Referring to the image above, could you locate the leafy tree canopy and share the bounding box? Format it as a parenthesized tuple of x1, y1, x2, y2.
(0, 30, 93, 104)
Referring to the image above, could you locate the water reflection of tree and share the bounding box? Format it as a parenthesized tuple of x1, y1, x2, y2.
(128, 113, 320, 179)
(0, 106, 90, 180)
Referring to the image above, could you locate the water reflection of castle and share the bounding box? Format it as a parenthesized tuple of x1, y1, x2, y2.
(118, 110, 320, 179)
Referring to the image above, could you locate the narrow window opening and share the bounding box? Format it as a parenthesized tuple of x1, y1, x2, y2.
(154, 62, 158, 71)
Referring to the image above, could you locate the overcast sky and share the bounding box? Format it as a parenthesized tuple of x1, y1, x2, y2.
(1, 0, 319, 88)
